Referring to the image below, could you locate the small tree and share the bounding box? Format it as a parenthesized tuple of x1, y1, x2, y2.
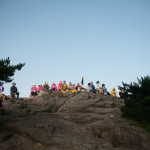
(0, 57, 25, 83)
(118, 75, 150, 123)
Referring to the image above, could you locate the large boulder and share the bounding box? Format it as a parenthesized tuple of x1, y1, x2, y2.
(0, 92, 150, 150)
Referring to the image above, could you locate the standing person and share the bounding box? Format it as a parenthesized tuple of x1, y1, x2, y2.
(57, 81, 62, 91)
(37, 83, 43, 93)
(110, 87, 117, 97)
(43, 82, 50, 92)
(0, 82, 5, 113)
(31, 84, 38, 97)
(0, 82, 4, 94)
(61, 81, 69, 93)
(10, 82, 19, 98)
(95, 81, 103, 93)
(51, 82, 57, 91)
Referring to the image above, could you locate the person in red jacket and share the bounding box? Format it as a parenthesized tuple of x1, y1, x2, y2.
(31, 84, 38, 97)
(51, 82, 57, 91)
(37, 83, 43, 93)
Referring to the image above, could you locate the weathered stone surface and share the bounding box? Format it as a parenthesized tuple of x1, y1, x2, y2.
(0, 92, 150, 150)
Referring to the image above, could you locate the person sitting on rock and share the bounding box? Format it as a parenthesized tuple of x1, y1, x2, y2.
(87, 83, 92, 92)
(31, 84, 38, 97)
(102, 84, 108, 94)
(110, 87, 117, 97)
(75, 83, 82, 94)
(61, 81, 69, 93)
(37, 83, 43, 93)
(68, 82, 73, 91)
(10, 82, 19, 98)
(57, 81, 62, 91)
(51, 82, 57, 91)
(90, 82, 96, 93)
(71, 84, 77, 93)
(43, 82, 50, 92)
(95, 81, 103, 93)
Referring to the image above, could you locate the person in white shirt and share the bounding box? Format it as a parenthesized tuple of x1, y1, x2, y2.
(95, 81, 103, 93)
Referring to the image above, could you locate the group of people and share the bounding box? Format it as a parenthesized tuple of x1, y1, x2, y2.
(0, 81, 119, 99)
(30, 80, 118, 98)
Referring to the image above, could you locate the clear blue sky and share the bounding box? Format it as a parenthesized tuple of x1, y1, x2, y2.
(0, 0, 150, 97)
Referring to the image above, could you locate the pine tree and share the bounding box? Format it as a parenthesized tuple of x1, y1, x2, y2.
(0, 57, 25, 83)
(118, 75, 150, 123)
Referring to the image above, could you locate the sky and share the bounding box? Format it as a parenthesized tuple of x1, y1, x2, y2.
(0, 0, 150, 97)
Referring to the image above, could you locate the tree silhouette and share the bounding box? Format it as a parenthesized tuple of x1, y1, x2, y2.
(0, 57, 25, 83)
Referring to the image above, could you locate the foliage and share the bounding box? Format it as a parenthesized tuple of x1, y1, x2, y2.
(118, 75, 150, 124)
(19, 103, 27, 109)
(0, 57, 25, 83)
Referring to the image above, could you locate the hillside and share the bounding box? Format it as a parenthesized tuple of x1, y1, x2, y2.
(0, 91, 150, 150)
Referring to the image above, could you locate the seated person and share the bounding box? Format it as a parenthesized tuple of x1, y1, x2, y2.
(110, 87, 117, 97)
(87, 83, 92, 92)
(43, 82, 50, 92)
(90, 82, 96, 93)
(102, 84, 108, 94)
(10, 82, 19, 98)
(95, 81, 103, 93)
(68, 82, 73, 91)
(31, 84, 38, 97)
(57, 81, 62, 91)
(61, 81, 69, 93)
(71, 84, 77, 93)
(37, 83, 43, 92)
(51, 82, 57, 91)
(75, 83, 82, 93)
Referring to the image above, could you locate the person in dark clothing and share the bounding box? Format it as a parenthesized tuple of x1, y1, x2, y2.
(90, 82, 96, 93)
(10, 82, 19, 98)
(0, 82, 4, 94)
(43, 82, 50, 92)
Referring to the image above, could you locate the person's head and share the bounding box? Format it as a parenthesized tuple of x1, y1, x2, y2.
(39, 83, 42, 86)
(77, 83, 80, 86)
(91, 82, 93, 85)
(102, 84, 105, 87)
(88, 83, 91, 86)
(45, 82, 48, 85)
(96, 81, 99, 84)
(59, 81, 62, 84)
(52, 82, 55, 85)
(32, 84, 36, 87)
(113, 87, 116, 91)
(13, 82, 16, 86)
(69, 82, 72, 85)
(63, 81, 66, 85)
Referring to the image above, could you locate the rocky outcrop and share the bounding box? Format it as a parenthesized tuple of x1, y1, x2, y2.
(0, 91, 150, 150)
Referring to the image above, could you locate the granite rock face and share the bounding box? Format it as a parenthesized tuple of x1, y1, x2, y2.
(0, 91, 150, 150)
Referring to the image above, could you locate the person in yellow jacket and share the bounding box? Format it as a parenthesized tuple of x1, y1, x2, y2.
(110, 87, 117, 97)
(71, 84, 77, 93)
(61, 81, 69, 93)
